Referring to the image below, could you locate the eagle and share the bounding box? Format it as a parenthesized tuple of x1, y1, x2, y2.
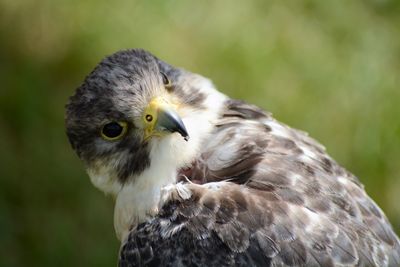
(65, 49, 400, 267)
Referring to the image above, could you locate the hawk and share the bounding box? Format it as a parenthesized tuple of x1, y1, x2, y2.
(65, 49, 400, 266)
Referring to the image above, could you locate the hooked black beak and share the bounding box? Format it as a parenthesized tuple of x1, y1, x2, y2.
(156, 108, 189, 141)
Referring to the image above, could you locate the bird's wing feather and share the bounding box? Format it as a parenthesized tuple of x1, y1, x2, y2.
(119, 99, 400, 267)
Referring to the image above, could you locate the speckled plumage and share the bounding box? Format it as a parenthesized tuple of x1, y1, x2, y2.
(66, 49, 400, 267)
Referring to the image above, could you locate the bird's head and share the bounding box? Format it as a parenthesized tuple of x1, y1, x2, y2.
(65, 49, 226, 197)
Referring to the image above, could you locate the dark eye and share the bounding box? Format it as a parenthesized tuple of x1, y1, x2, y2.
(101, 122, 127, 140)
(161, 72, 172, 90)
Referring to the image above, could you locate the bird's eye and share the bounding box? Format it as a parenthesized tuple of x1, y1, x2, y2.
(161, 72, 172, 91)
(101, 122, 128, 141)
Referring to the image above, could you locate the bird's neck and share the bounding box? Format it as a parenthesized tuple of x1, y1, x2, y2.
(114, 171, 177, 241)
(113, 129, 201, 241)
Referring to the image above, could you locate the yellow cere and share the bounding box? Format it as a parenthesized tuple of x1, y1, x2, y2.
(143, 96, 179, 140)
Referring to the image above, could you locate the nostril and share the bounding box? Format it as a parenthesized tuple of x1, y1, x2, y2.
(145, 114, 153, 122)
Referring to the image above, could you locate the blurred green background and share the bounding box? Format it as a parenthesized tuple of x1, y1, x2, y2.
(0, 0, 399, 266)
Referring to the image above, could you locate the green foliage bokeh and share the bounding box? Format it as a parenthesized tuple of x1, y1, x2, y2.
(0, 1, 399, 266)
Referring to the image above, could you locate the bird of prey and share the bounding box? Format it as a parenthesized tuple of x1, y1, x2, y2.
(65, 49, 400, 267)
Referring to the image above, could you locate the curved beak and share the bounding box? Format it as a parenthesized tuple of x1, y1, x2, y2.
(143, 97, 189, 141)
(157, 108, 189, 140)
